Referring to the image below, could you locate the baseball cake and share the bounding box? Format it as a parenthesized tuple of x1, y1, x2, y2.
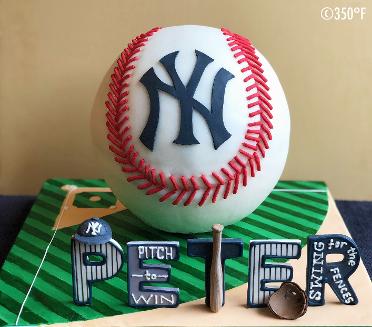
(91, 25, 290, 233)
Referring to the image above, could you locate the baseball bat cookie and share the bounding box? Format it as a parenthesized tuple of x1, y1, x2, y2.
(91, 25, 290, 233)
(210, 224, 224, 312)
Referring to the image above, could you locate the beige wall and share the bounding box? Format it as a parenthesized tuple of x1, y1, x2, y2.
(0, 0, 371, 199)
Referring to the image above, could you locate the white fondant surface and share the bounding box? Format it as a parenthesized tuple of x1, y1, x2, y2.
(91, 25, 290, 233)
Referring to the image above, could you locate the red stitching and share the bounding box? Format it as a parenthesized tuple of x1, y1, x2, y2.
(105, 27, 274, 206)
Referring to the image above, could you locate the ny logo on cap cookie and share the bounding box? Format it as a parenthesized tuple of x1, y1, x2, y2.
(85, 221, 102, 236)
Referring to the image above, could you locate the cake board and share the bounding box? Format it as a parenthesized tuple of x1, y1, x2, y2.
(0, 179, 371, 326)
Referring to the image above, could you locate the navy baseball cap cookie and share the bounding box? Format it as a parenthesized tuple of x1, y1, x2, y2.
(74, 217, 112, 244)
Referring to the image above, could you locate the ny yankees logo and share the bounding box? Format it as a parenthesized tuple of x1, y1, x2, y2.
(86, 221, 102, 236)
(139, 50, 235, 151)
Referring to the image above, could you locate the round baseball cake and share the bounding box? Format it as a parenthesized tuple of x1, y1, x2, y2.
(91, 25, 290, 233)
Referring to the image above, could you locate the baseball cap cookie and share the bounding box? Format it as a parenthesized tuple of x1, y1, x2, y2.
(74, 217, 112, 244)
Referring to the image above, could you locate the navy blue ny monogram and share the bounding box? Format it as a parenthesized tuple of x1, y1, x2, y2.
(139, 50, 234, 151)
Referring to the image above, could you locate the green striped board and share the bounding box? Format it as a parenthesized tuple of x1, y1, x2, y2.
(0, 179, 328, 326)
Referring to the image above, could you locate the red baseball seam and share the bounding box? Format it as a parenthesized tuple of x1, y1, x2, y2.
(105, 27, 273, 206)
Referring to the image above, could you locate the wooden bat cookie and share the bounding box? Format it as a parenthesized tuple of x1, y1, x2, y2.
(210, 224, 224, 312)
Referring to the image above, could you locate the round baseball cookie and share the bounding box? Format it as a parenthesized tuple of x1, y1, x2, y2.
(91, 25, 290, 233)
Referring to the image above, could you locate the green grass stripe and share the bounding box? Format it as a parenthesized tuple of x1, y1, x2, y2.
(253, 207, 318, 233)
(25, 208, 71, 242)
(284, 191, 328, 206)
(37, 191, 62, 215)
(27, 185, 64, 214)
(290, 180, 327, 189)
(0, 317, 8, 327)
(268, 189, 328, 212)
(262, 197, 326, 223)
(4, 250, 106, 321)
(217, 224, 253, 243)
(274, 181, 328, 202)
(258, 201, 324, 228)
(268, 192, 328, 214)
(40, 189, 67, 208)
(36, 192, 67, 216)
(276, 180, 326, 190)
(255, 204, 322, 232)
(42, 181, 67, 198)
(31, 189, 61, 213)
(67, 178, 107, 187)
(272, 182, 328, 202)
(243, 216, 303, 240)
(0, 269, 66, 324)
(0, 291, 29, 325)
(274, 181, 328, 196)
(0, 284, 49, 325)
(227, 224, 267, 241)
(25, 201, 56, 226)
(258, 212, 317, 237)
(25, 214, 70, 245)
(233, 219, 283, 239)
(248, 213, 310, 239)
(275, 181, 293, 189)
(21, 221, 66, 253)
(3, 239, 46, 286)
(19, 224, 67, 259)
(265, 192, 328, 215)
(3, 229, 48, 279)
